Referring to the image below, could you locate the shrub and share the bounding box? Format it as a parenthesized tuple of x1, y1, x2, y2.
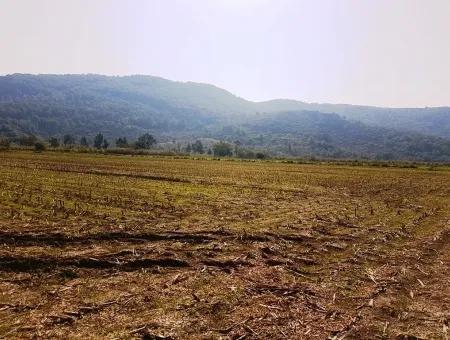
(18, 135, 37, 146)
(0, 138, 11, 150)
(34, 142, 46, 152)
(49, 137, 60, 148)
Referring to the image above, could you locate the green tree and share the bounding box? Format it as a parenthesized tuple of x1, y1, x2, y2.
(49, 137, 59, 148)
(288, 143, 293, 155)
(18, 135, 37, 146)
(192, 140, 204, 153)
(63, 134, 75, 146)
(234, 140, 242, 155)
(116, 137, 128, 148)
(236, 148, 255, 159)
(135, 133, 156, 149)
(0, 138, 10, 149)
(102, 139, 109, 149)
(213, 142, 233, 157)
(185, 143, 192, 153)
(256, 152, 266, 159)
(80, 136, 89, 147)
(34, 142, 46, 152)
(94, 133, 104, 149)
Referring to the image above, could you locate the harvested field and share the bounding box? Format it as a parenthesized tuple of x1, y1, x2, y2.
(0, 151, 449, 339)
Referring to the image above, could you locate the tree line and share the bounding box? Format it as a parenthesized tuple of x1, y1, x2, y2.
(0, 133, 157, 151)
(184, 140, 265, 158)
(0, 134, 267, 159)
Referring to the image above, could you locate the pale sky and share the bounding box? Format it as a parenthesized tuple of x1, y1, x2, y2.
(1, 0, 450, 107)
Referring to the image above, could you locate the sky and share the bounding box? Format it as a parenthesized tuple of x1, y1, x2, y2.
(1, 0, 450, 107)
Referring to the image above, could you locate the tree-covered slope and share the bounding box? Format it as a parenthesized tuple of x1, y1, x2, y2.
(245, 111, 450, 161)
(256, 100, 450, 138)
(0, 74, 242, 138)
(0, 74, 449, 161)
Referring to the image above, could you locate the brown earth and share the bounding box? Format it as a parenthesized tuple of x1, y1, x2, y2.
(0, 151, 448, 339)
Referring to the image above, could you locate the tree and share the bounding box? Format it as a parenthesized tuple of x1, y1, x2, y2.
(18, 135, 37, 146)
(94, 133, 104, 149)
(213, 142, 233, 157)
(192, 140, 204, 153)
(80, 136, 89, 147)
(185, 143, 192, 153)
(135, 133, 156, 149)
(102, 139, 109, 149)
(63, 134, 75, 146)
(0, 138, 10, 149)
(234, 140, 242, 155)
(256, 152, 266, 159)
(116, 137, 128, 148)
(207, 148, 212, 155)
(236, 148, 255, 159)
(49, 137, 59, 148)
(34, 142, 46, 152)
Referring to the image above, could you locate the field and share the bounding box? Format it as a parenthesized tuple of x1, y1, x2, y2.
(0, 151, 448, 339)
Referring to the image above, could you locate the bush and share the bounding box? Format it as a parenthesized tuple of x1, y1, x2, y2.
(18, 135, 37, 146)
(34, 142, 46, 152)
(49, 137, 60, 148)
(0, 138, 10, 150)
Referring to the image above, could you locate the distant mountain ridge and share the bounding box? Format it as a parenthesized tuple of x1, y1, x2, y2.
(0, 73, 449, 161)
(255, 99, 450, 139)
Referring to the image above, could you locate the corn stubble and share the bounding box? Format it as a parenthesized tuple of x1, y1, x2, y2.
(0, 151, 448, 339)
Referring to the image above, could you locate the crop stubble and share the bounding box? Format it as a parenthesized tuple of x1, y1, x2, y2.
(0, 151, 448, 339)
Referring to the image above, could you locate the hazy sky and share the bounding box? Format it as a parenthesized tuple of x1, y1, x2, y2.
(1, 0, 450, 107)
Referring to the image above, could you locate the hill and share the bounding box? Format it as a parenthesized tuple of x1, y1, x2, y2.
(0, 74, 449, 161)
(244, 111, 450, 161)
(256, 100, 450, 139)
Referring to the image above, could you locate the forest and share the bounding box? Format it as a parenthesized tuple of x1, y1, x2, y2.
(1, 74, 449, 161)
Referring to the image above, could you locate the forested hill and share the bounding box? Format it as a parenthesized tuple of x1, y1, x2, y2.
(256, 100, 450, 139)
(0, 74, 247, 138)
(0, 74, 449, 161)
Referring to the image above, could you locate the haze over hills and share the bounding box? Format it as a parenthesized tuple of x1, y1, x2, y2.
(256, 100, 450, 139)
(0, 74, 449, 161)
